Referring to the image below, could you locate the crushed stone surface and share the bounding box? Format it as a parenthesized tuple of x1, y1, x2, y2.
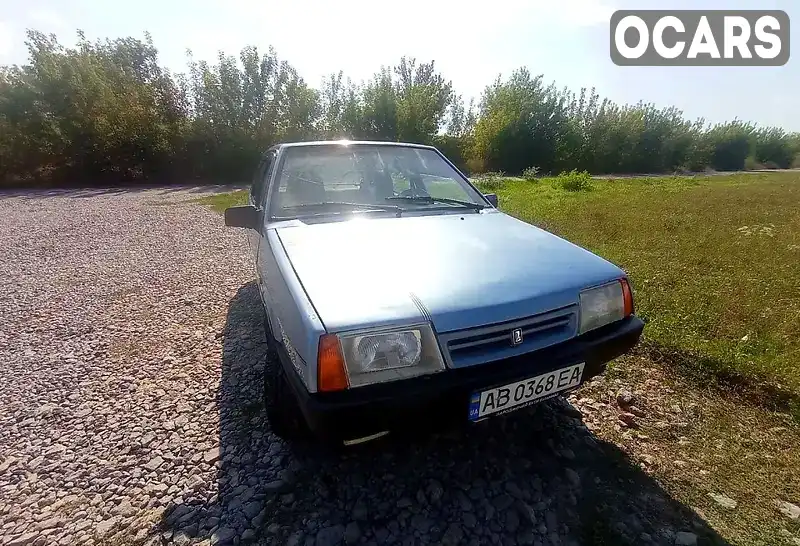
(0, 186, 721, 546)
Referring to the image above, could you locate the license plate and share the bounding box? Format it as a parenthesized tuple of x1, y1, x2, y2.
(468, 363, 585, 421)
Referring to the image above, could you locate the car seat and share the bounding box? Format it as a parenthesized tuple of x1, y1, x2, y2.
(371, 169, 395, 200)
(286, 173, 327, 205)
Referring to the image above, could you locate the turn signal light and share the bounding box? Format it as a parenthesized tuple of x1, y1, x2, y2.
(318, 334, 349, 392)
(620, 278, 634, 317)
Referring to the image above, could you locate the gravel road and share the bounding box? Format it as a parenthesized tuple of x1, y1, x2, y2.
(0, 187, 729, 546)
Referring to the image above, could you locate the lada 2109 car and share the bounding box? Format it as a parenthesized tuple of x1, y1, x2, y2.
(224, 141, 644, 445)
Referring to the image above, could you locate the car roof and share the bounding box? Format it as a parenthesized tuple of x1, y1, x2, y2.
(272, 140, 437, 152)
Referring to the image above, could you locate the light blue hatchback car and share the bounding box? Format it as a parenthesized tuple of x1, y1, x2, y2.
(225, 141, 644, 445)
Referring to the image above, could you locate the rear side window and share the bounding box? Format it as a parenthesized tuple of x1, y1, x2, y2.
(250, 152, 275, 207)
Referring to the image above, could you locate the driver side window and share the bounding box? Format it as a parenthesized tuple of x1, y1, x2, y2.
(250, 152, 275, 208)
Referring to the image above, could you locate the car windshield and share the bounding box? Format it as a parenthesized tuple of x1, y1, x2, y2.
(270, 144, 485, 217)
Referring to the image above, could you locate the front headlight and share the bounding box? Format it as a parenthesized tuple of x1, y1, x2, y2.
(339, 324, 445, 388)
(579, 279, 633, 334)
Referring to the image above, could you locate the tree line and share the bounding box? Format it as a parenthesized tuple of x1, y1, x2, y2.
(1, 30, 799, 187)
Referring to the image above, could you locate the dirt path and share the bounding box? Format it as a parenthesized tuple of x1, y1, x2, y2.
(0, 186, 732, 546)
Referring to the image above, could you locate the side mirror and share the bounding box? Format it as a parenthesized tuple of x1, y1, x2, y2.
(224, 205, 259, 229)
(484, 193, 498, 208)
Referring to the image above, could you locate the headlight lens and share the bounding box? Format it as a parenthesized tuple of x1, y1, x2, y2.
(339, 324, 445, 387)
(579, 280, 627, 334)
(353, 330, 422, 371)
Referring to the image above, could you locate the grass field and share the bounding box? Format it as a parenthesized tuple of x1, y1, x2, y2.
(477, 172, 800, 544)
(200, 172, 800, 544)
(475, 173, 800, 410)
(202, 189, 248, 213)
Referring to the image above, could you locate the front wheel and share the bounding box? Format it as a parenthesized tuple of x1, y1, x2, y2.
(262, 318, 309, 441)
(263, 353, 310, 441)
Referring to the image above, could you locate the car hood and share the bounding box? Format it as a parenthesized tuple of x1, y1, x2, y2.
(275, 211, 625, 333)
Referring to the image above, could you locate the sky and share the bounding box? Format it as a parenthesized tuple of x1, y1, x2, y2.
(0, 0, 797, 129)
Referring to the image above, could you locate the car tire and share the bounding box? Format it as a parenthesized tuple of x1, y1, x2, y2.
(262, 316, 309, 442)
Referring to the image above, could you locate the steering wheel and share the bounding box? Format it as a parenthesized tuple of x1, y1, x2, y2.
(399, 187, 430, 198)
(338, 170, 362, 186)
(289, 171, 324, 187)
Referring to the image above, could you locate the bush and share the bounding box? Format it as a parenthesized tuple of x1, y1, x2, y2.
(475, 171, 505, 191)
(465, 157, 486, 175)
(521, 166, 540, 181)
(3, 30, 800, 187)
(744, 156, 765, 171)
(557, 170, 592, 192)
(792, 154, 800, 169)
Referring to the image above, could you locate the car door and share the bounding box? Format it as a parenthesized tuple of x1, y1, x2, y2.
(255, 149, 280, 340)
(247, 152, 274, 260)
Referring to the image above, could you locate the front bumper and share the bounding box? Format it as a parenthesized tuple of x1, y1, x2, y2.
(279, 316, 644, 442)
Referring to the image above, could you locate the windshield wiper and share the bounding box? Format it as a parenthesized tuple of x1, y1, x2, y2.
(386, 195, 485, 210)
(279, 201, 403, 216)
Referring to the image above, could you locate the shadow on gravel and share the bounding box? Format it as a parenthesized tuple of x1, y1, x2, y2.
(158, 281, 731, 546)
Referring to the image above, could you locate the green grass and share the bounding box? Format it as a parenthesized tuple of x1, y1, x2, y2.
(483, 173, 800, 408)
(198, 189, 248, 213)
